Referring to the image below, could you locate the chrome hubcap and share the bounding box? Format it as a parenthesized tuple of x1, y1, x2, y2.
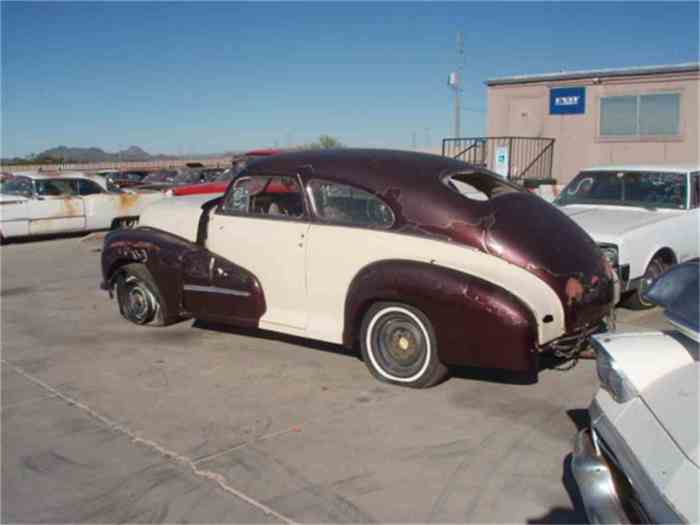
(372, 313, 426, 377)
(120, 278, 157, 324)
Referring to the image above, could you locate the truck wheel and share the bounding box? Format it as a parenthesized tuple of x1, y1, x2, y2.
(622, 256, 667, 310)
(360, 302, 448, 388)
(115, 263, 168, 326)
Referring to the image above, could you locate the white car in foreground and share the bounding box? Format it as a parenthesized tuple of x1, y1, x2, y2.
(556, 165, 699, 309)
(572, 260, 698, 523)
(0, 171, 167, 241)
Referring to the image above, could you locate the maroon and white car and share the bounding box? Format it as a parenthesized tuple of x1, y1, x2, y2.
(101, 149, 618, 388)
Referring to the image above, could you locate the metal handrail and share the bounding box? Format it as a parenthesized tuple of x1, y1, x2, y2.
(513, 141, 554, 180)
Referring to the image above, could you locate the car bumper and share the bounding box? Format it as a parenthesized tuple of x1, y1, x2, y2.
(572, 427, 632, 524)
(572, 398, 688, 524)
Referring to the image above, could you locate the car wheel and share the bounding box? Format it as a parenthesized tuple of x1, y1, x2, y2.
(115, 263, 167, 326)
(112, 217, 138, 229)
(622, 256, 667, 310)
(360, 302, 448, 388)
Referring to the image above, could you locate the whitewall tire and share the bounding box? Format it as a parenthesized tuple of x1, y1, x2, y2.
(360, 302, 448, 388)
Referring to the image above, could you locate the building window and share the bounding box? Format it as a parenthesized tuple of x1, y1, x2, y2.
(600, 93, 680, 137)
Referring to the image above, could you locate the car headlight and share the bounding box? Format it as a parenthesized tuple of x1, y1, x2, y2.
(598, 243, 619, 268)
(594, 339, 638, 403)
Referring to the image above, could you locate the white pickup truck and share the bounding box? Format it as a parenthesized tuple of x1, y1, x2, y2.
(555, 164, 699, 309)
(0, 171, 167, 241)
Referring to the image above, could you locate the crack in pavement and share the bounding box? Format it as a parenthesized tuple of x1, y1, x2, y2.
(1, 359, 296, 525)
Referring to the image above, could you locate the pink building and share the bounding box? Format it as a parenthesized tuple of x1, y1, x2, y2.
(486, 63, 699, 185)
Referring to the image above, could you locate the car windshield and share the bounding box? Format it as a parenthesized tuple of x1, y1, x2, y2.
(644, 260, 699, 341)
(116, 172, 146, 182)
(173, 169, 203, 184)
(1, 175, 34, 197)
(557, 171, 687, 209)
(215, 168, 237, 182)
(142, 171, 176, 183)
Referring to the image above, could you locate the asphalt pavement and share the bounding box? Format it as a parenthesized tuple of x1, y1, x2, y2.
(1, 235, 668, 523)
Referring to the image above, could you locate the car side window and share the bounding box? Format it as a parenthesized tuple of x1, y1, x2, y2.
(222, 175, 305, 219)
(77, 179, 104, 196)
(308, 180, 395, 228)
(35, 179, 77, 197)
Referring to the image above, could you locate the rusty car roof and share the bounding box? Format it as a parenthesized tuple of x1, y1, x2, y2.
(244, 148, 478, 192)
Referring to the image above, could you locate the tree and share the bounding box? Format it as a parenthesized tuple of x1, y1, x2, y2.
(305, 134, 344, 150)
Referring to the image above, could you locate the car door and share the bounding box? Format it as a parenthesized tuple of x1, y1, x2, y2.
(29, 178, 86, 235)
(181, 248, 266, 326)
(206, 173, 310, 332)
(76, 178, 113, 230)
(304, 179, 397, 343)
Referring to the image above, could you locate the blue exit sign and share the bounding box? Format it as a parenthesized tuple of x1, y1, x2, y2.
(550, 87, 586, 114)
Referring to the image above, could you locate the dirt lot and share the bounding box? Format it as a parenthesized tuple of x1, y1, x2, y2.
(1, 236, 667, 523)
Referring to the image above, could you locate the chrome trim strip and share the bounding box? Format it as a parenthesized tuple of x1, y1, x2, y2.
(183, 284, 250, 297)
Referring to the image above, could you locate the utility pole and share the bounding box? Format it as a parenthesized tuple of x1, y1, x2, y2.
(411, 131, 417, 150)
(448, 32, 464, 138)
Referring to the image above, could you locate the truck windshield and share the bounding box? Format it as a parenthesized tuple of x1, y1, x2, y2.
(556, 171, 687, 209)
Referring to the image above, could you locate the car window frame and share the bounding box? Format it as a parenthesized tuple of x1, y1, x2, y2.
(691, 172, 700, 209)
(76, 178, 105, 196)
(34, 178, 79, 198)
(306, 178, 396, 230)
(0, 175, 36, 198)
(217, 171, 309, 222)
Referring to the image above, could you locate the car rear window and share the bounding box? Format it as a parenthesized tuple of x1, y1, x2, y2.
(443, 171, 521, 201)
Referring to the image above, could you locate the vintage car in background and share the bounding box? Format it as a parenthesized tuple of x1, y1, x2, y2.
(572, 259, 698, 524)
(0, 171, 167, 241)
(171, 149, 282, 196)
(135, 169, 178, 190)
(555, 164, 699, 309)
(135, 167, 211, 191)
(101, 149, 617, 388)
(108, 170, 149, 189)
(0, 172, 16, 193)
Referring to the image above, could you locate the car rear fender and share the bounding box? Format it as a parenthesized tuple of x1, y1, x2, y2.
(344, 259, 539, 374)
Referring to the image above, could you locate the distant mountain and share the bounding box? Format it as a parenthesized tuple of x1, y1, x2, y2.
(35, 145, 165, 163)
(1, 145, 237, 166)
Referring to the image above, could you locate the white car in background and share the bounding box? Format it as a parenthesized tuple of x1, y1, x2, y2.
(572, 260, 698, 523)
(555, 165, 699, 309)
(0, 171, 167, 241)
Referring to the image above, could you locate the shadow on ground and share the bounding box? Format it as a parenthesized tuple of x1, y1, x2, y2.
(191, 319, 358, 360)
(192, 320, 590, 387)
(526, 408, 590, 524)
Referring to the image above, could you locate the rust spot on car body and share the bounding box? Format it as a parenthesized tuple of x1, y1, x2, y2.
(118, 192, 141, 213)
(565, 277, 585, 306)
(62, 198, 81, 217)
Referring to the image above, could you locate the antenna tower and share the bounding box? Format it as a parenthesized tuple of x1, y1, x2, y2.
(448, 32, 464, 138)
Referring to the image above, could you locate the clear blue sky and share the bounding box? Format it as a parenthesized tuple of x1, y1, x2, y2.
(2, 1, 698, 157)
